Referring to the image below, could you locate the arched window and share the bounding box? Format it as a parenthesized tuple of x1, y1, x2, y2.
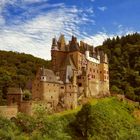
(12, 98, 15, 103)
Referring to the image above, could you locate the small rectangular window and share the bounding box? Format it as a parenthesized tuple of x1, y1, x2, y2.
(78, 83, 82, 87)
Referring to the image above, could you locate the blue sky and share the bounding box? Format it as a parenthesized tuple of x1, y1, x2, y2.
(0, 0, 139, 59)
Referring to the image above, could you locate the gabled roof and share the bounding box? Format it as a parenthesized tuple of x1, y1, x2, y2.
(41, 68, 60, 83)
(7, 87, 23, 95)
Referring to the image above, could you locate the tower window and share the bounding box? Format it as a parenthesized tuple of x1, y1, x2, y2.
(77, 76, 81, 79)
(12, 98, 15, 103)
(78, 83, 82, 87)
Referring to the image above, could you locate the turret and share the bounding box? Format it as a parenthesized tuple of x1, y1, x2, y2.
(58, 34, 66, 51)
(51, 37, 58, 50)
(85, 45, 89, 59)
(97, 51, 100, 61)
(69, 36, 79, 51)
(100, 51, 108, 64)
(40, 67, 47, 81)
(92, 47, 97, 58)
(85, 50, 89, 59)
(104, 53, 108, 63)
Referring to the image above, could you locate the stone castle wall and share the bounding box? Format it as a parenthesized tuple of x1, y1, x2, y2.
(18, 101, 32, 115)
(0, 106, 18, 119)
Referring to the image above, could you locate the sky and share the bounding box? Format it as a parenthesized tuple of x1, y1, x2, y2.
(0, 0, 140, 60)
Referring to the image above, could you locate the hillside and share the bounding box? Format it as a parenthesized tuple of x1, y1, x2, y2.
(0, 50, 51, 104)
(0, 97, 140, 140)
(98, 33, 140, 102)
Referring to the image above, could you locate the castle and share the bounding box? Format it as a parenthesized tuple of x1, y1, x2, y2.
(32, 35, 110, 110)
(0, 35, 109, 118)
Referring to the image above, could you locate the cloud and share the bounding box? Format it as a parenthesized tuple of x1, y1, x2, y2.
(0, 1, 137, 60)
(83, 32, 114, 47)
(113, 22, 135, 35)
(0, 2, 95, 60)
(0, 0, 16, 25)
(86, 7, 94, 14)
(83, 27, 137, 47)
(0, 15, 5, 25)
(23, 0, 48, 3)
(98, 6, 107, 11)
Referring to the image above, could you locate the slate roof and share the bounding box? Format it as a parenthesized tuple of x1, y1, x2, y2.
(41, 68, 61, 83)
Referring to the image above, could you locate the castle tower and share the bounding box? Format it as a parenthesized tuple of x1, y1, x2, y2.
(99, 51, 110, 95)
(104, 54, 108, 64)
(40, 67, 47, 81)
(51, 37, 59, 71)
(97, 51, 100, 61)
(72, 71, 77, 86)
(58, 34, 66, 51)
(100, 51, 108, 64)
(51, 37, 58, 50)
(92, 47, 97, 58)
(85, 45, 90, 60)
(69, 36, 79, 51)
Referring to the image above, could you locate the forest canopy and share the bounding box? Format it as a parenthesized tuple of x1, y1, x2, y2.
(98, 33, 140, 101)
(0, 51, 51, 104)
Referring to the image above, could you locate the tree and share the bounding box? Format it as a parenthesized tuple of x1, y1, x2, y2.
(99, 33, 140, 101)
(23, 90, 31, 100)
